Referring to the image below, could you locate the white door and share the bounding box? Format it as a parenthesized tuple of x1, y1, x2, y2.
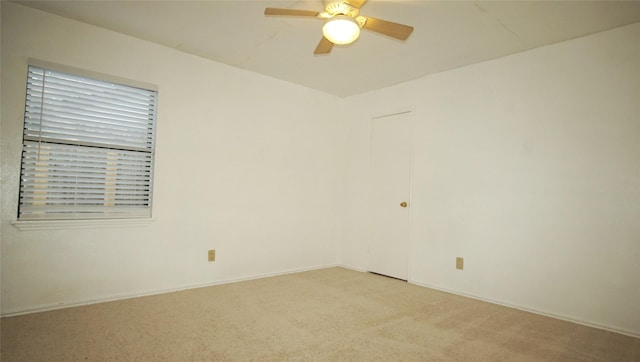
(368, 111, 412, 280)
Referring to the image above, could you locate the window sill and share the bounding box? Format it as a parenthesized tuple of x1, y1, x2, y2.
(11, 218, 154, 231)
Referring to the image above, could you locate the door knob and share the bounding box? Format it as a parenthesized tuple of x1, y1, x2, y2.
(400, 202, 408, 208)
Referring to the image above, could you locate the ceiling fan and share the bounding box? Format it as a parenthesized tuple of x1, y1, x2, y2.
(264, 0, 414, 54)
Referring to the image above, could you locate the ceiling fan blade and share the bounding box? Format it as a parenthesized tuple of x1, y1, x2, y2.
(314, 37, 334, 55)
(345, 0, 368, 9)
(363, 17, 414, 41)
(264, 8, 320, 17)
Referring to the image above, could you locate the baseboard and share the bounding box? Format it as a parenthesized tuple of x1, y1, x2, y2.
(8, 265, 636, 339)
(409, 279, 640, 339)
(1, 263, 340, 318)
(336, 264, 367, 273)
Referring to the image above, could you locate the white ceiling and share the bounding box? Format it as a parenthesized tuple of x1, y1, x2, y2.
(14, 0, 640, 97)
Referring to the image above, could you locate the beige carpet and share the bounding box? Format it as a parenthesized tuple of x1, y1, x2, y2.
(1, 267, 638, 361)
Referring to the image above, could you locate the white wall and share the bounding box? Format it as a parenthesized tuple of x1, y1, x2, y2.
(1, 2, 346, 314)
(342, 22, 640, 336)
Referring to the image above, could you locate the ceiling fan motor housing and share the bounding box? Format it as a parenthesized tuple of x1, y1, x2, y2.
(324, 1, 359, 17)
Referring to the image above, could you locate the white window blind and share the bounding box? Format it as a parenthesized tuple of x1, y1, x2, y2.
(18, 65, 158, 220)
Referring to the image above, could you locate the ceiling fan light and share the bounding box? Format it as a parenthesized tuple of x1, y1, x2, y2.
(322, 15, 360, 45)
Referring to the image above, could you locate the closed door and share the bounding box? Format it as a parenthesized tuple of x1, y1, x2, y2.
(368, 111, 412, 280)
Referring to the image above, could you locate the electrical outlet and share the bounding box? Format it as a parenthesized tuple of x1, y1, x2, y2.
(208, 249, 216, 262)
(456, 257, 464, 270)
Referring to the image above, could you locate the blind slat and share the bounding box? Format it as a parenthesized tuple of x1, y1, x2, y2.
(27, 91, 156, 119)
(28, 67, 156, 99)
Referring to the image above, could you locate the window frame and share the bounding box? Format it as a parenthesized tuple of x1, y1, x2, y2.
(15, 60, 159, 224)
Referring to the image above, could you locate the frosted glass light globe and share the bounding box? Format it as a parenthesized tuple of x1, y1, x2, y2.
(322, 15, 360, 45)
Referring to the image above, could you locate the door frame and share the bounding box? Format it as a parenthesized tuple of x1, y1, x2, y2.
(366, 107, 416, 282)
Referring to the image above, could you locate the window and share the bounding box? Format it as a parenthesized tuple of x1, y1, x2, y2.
(17, 64, 158, 220)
